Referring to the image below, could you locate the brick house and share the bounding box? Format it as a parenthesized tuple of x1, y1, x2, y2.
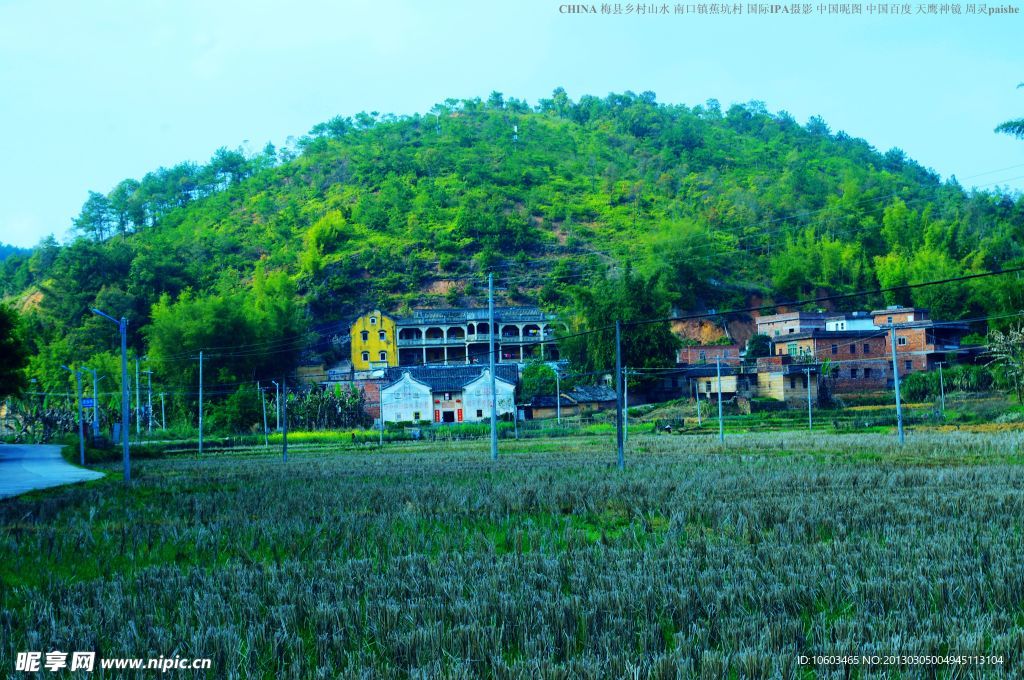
(677, 343, 743, 366)
(872, 306, 971, 377)
(771, 329, 890, 392)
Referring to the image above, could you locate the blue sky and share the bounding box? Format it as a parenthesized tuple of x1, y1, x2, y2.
(1, 0, 1022, 248)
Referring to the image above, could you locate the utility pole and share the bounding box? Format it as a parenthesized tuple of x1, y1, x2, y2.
(135, 358, 140, 435)
(271, 380, 280, 431)
(198, 350, 204, 457)
(889, 325, 905, 446)
(694, 380, 702, 426)
(938, 362, 946, 416)
(555, 367, 561, 425)
(716, 356, 724, 444)
(91, 309, 130, 481)
(62, 365, 85, 466)
(615, 320, 624, 470)
(84, 367, 99, 438)
(144, 369, 153, 433)
(281, 377, 288, 462)
(258, 381, 268, 447)
(623, 367, 629, 444)
(160, 393, 166, 431)
(488, 273, 498, 461)
(805, 366, 813, 431)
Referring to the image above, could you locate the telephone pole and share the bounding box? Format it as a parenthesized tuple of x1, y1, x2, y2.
(805, 366, 813, 431)
(938, 361, 946, 416)
(281, 377, 288, 462)
(716, 356, 724, 444)
(198, 351, 204, 457)
(623, 367, 629, 444)
(62, 365, 85, 466)
(258, 381, 268, 447)
(615, 320, 624, 470)
(489, 273, 498, 461)
(271, 380, 280, 431)
(889, 326, 905, 446)
(144, 369, 153, 433)
(90, 309, 130, 481)
(160, 392, 166, 431)
(135, 358, 140, 435)
(694, 380, 702, 426)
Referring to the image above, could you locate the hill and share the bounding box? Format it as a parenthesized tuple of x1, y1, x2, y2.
(2, 89, 1022, 403)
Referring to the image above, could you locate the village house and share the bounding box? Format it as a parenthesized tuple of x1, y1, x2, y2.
(771, 329, 889, 392)
(677, 343, 743, 366)
(755, 311, 829, 338)
(871, 306, 972, 375)
(350, 306, 561, 371)
(379, 365, 518, 424)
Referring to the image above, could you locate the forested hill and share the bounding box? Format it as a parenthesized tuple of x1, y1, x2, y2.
(2, 89, 1023, 395)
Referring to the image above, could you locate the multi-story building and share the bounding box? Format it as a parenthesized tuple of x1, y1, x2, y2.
(350, 310, 398, 371)
(771, 329, 890, 391)
(393, 306, 560, 367)
(677, 343, 743, 366)
(755, 311, 828, 339)
(871, 306, 971, 375)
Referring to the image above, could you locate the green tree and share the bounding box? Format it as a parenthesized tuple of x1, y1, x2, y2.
(559, 265, 680, 379)
(745, 334, 772, 361)
(987, 326, 1024, 402)
(520, 361, 557, 401)
(0, 305, 28, 398)
(995, 83, 1024, 139)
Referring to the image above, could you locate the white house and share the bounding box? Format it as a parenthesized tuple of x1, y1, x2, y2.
(380, 365, 518, 424)
(379, 372, 433, 424)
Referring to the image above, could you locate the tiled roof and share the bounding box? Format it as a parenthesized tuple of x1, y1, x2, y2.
(396, 306, 556, 326)
(382, 364, 518, 392)
(565, 385, 618, 403)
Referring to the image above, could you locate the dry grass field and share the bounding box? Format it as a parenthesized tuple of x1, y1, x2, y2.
(3, 431, 1024, 678)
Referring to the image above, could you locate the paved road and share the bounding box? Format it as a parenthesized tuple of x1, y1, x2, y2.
(0, 444, 104, 500)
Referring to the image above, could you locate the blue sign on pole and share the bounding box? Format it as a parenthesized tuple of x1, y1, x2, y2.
(81, 398, 96, 408)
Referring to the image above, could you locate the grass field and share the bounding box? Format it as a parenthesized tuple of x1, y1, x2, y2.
(3, 431, 1024, 677)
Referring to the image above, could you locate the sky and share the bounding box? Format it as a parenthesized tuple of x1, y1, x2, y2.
(0, 0, 1022, 248)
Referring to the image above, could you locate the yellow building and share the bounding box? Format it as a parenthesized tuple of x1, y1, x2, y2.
(351, 310, 398, 371)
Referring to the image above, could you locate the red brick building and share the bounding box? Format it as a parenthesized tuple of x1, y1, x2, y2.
(677, 344, 743, 366)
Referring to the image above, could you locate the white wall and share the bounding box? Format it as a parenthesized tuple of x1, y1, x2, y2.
(381, 373, 433, 423)
(462, 371, 515, 422)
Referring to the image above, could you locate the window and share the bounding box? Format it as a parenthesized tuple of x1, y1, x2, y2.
(787, 343, 798, 355)
(361, 351, 369, 362)
(886, 315, 893, 325)
(370, 316, 377, 325)
(864, 368, 872, 378)
(379, 331, 386, 342)
(850, 368, 857, 378)
(850, 345, 856, 354)
(773, 330, 780, 337)
(897, 336, 908, 346)
(863, 343, 870, 354)
(705, 381, 712, 392)
(443, 392, 452, 401)
(360, 331, 368, 342)
(788, 328, 795, 334)
(789, 376, 797, 389)
(413, 411, 421, 421)
(379, 351, 387, 362)
(699, 351, 707, 362)
(831, 344, 838, 355)
(905, 360, 912, 371)
(476, 409, 483, 418)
